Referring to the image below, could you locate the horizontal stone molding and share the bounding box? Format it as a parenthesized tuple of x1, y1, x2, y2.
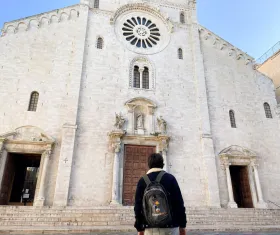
(1, 5, 80, 37)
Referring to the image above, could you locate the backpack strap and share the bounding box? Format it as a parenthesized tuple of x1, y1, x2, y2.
(143, 175, 151, 186)
(155, 171, 166, 183)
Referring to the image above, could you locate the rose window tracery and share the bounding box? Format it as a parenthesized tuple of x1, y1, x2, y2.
(122, 17, 161, 48)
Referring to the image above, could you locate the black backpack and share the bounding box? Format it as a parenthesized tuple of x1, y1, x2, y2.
(142, 171, 173, 227)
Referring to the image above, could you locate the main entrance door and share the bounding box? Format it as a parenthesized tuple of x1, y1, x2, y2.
(0, 153, 41, 206)
(123, 145, 156, 206)
(230, 166, 253, 208)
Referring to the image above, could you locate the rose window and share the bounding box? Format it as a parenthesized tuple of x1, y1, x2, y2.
(122, 17, 161, 48)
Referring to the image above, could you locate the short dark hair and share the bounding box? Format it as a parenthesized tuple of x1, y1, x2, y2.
(148, 153, 164, 169)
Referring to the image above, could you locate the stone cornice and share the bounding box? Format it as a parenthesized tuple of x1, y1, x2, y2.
(124, 134, 170, 142)
(1, 5, 80, 37)
(5, 139, 54, 146)
(199, 25, 254, 66)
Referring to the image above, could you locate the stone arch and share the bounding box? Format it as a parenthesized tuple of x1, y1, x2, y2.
(17, 22, 27, 32)
(219, 145, 257, 158)
(129, 57, 155, 89)
(60, 12, 69, 22)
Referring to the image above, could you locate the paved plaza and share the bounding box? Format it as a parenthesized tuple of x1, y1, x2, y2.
(7, 232, 280, 235)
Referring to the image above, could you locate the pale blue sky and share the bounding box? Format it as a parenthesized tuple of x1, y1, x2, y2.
(0, 0, 279, 59)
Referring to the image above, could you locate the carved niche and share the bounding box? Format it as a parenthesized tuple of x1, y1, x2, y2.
(125, 97, 157, 135)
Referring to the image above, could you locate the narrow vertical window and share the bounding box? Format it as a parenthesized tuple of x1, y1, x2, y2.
(134, 66, 140, 88)
(180, 12, 185, 24)
(142, 67, 149, 89)
(229, 110, 236, 128)
(264, 102, 272, 118)
(94, 0, 99, 9)
(96, 37, 103, 49)
(28, 92, 39, 112)
(178, 48, 183, 59)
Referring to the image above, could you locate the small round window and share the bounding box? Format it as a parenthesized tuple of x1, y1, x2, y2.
(122, 17, 161, 48)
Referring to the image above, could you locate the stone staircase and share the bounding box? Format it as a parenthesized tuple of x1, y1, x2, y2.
(0, 206, 279, 233)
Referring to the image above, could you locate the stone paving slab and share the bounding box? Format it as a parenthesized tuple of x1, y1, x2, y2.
(3, 232, 280, 235)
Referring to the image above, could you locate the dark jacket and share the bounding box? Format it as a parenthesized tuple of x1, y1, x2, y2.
(134, 170, 187, 231)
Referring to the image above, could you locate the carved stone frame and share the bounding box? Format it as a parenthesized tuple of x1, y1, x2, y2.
(219, 146, 267, 209)
(108, 131, 170, 205)
(0, 127, 55, 207)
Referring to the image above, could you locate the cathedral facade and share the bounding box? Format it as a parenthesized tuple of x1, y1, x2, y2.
(0, 0, 279, 210)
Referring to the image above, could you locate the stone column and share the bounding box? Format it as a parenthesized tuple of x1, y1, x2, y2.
(139, 67, 144, 89)
(225, 163, 237, 208)
(111, 142, 121, 204)
(34, 149, 51, 207)
(0, 138, 7, 194)
(126, 104, 135, 134)
(252, 164, 268, 208)
(0, 138, 5, 155)
(159, 136, 169, 172)
(148, 106, 155, 134)
(53, 124, 77, 207)
(109, 130, 125, 205)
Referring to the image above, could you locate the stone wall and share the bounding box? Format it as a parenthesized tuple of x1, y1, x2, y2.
(0, 5, 88, 205)
(200, 28, 280, 207)
(68, 4, 210, 207)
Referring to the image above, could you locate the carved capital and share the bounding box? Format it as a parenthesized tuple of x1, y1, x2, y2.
(108, 130, 125, 153)
(158, 135, 170, 152)
(42, 149, 52, 159)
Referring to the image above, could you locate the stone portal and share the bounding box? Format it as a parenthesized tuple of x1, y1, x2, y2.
(123, 145, 156, 206)
(230, 166, 253, 208)
(0, 153, 41, 206)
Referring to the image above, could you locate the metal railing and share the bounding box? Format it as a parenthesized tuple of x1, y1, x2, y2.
(268, 200, 280, 208)
(255, 41, 280, 65)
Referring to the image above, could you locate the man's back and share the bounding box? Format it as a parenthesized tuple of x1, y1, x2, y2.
(134, 170, 187, 232)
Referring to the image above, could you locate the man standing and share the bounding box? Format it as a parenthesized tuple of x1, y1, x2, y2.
(134, 153, 187, 235)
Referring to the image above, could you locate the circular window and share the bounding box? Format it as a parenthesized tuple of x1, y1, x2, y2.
(122, 17, 161, 48)
(114, 10, 171, 55)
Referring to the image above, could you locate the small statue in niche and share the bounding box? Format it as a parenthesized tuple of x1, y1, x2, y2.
(114, 113, 126, 130)
(157, 116, 167, 134)
(136, 113, 144, 129)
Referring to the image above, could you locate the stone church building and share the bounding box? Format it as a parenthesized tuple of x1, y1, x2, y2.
(0, 0, 279, 210)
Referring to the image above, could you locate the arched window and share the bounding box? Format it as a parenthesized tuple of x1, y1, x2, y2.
(180, 12, 185, 24)
(264, 102, 273, 118)
(178, 48, 183, 59)
(96, 37, 103, 49)
(142, 67, 149, 89)
(133, 66, 140, 88)
(229, 110, 236, 128)
(28, 92, 39, 112)
(94, 0, 99, 9)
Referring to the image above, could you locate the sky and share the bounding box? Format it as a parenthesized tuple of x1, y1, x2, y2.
(0, 0, 280, 59)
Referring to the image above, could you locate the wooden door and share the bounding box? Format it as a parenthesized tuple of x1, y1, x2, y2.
(123, 145, 156, 206)
(230, 166, 253, 208)
(239, 166, 253, 208)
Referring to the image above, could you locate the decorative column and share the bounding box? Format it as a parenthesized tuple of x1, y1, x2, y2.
(34, 149, 51, 207)
(0, 138, 5, 154)
(126, 104, 135, 134)
(139, 67, 144, 89)
(109, 130, 125, 205)
(0, 138, 7, 196)
(158, 135, 170, 172)
(53, 123, 77, 207)
(148, 106, 156, 134)
(252, 163, 267, 208)
(224, 162, 237, 208)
